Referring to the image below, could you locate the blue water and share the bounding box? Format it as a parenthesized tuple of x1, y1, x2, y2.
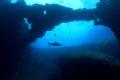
(31, 20, 116, 48)
(7, 1, 120, 80)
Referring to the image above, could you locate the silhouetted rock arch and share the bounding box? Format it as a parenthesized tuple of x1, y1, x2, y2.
(0, 0, 120, 80)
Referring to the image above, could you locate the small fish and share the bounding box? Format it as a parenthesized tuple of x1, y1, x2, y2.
(47, 42, 62, 46)
(54, 33, 57, 36)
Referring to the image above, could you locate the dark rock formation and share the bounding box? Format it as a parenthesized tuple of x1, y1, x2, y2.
(95, 0, 120, 43)
(0, 0, 120, 80)
(56, 52, 120, 80)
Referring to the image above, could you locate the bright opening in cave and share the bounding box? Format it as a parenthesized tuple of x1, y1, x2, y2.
(31, 20, 116, 48)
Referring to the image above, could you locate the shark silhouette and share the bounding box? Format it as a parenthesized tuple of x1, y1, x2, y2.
(47, 42, 62, 46)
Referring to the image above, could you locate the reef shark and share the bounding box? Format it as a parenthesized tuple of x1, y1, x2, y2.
(47, 42, 62, 46)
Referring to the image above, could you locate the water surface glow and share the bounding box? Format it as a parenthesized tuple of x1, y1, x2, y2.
(11, 0, 100, 9)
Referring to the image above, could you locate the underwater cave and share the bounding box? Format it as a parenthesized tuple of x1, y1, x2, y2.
(14, 0, 118, 49)
(1, 0, 120, 80)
